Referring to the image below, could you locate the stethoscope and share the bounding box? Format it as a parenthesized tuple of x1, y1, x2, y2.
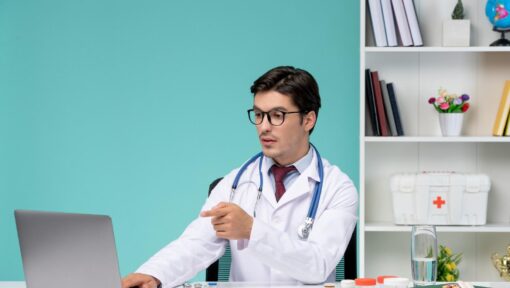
(229, 143, 324, 241)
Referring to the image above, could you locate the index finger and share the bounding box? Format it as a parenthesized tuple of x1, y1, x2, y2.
(200, 202, 229, 217)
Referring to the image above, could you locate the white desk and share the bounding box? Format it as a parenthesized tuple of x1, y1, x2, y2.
(1, 282, 509, 288)
(0, 283, 24, 288)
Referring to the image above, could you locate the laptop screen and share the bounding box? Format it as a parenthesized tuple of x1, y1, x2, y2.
(15, 210, 122, 288)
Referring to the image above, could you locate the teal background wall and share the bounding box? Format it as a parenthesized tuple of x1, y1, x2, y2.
(0, 0, 359, 281)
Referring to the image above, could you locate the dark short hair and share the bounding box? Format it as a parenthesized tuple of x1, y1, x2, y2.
(250, 66, 321, 134)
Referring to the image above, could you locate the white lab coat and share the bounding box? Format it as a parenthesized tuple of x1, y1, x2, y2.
(137, 149, 358, 287)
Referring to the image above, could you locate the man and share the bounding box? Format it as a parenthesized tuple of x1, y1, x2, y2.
(122, 66, 358, 288)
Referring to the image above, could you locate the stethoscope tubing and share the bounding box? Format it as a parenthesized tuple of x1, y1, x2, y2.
(230, 144, 324, 239)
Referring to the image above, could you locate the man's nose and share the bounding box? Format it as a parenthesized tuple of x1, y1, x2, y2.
(259, 114, 272, 131)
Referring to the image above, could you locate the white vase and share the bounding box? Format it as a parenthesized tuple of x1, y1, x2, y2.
(438, 113, 464, 136)
(442, 19, 470, 47)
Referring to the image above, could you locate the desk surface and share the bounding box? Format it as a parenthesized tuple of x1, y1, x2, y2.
(0, 282, 508, 288)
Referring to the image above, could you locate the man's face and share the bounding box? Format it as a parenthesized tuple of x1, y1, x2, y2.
(253, 90, 316, 166)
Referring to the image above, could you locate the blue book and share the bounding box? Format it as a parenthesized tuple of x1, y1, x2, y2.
(387, 83, 404, 136)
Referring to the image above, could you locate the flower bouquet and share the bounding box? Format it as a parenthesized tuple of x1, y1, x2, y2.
(428, 89, 471, 136)
(428, 88, 470, 113)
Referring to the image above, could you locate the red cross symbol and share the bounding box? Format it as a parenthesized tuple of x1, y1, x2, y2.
(433, 196, 446, 208)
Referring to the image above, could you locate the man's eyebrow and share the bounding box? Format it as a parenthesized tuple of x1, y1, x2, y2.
(252, 105, 288, 111)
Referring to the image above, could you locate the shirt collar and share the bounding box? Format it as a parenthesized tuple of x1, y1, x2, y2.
(265, 145, 314, 176)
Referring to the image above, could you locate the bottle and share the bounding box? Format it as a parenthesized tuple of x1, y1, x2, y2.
(376, 275, 397, 288)
(340, 279, 355, 288)
(383, 277, 409, 288)
(354, 278, 376, 288)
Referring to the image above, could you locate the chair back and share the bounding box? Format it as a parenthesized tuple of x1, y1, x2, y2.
(205, 177, 357, 281)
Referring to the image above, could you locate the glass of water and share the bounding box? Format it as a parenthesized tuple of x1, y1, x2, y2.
(411, 225, 438, 286)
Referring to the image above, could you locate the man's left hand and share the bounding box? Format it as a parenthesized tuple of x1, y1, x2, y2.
(200, 202, 253, 240)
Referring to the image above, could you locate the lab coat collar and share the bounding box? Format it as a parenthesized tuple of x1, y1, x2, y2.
(260, 148, 321, 208)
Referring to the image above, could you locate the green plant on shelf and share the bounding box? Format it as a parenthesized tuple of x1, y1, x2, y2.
(452, 0, 465, 20)
(437, 245, 463, 282)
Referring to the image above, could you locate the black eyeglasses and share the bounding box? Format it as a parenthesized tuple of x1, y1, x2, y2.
(247, 108, 304, 126)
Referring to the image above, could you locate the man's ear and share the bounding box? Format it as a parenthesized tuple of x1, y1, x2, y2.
(303, 111, 317, 132)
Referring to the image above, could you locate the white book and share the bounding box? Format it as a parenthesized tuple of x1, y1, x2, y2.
(368, 0, 388, 47)
(403, 0, 423, 46)
(381, 0, 398, 46)
(391, 0, 413, 46)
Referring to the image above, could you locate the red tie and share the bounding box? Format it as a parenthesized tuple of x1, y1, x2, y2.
(271, 165, 297, 202)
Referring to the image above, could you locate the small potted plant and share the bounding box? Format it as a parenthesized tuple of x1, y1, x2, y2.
(428, 88, 470, 136)
(437, 245, 462, 282)
(443, 0, 471, 46)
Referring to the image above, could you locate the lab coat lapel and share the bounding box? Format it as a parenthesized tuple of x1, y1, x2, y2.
(277, 152, 320, 207)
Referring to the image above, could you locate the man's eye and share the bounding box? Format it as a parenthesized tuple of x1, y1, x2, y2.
(254, 111, 263, 118)
(270, 111, 284, 119)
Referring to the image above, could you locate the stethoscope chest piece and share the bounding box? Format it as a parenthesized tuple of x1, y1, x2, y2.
(297, 217, 314, 240)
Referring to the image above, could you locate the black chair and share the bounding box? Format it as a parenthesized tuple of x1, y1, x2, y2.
(205, 177, 357, 281)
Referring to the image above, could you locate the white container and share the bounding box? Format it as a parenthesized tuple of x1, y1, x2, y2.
(390, 172, 490, 225)
(442, 19, 470, 47)
(383, 277, 409, 288)
(340, 280, 355, 288)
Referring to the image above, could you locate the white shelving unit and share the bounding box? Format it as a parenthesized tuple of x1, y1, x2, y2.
(360, 0, 510, 282)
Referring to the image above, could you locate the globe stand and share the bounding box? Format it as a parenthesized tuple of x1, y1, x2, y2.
(490, 27, 510, 46)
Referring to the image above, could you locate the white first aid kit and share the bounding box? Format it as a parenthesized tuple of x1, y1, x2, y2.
(390, 172, 490, 225)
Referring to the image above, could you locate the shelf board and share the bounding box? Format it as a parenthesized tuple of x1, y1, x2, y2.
(365, 46, 510, 52)
(363, 136, 510, 143)
(365, 222, 510, 232)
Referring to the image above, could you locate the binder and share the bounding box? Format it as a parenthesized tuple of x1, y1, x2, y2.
(387, 83, 404, 136)
(365, 69, 380, 136)
(368, 0, 388, 47)
(391, 0, 413, 46)
(371, 71, 390, 136)
(403, 0, 423, 46)
(492, 80, 510, 136)
(381, 0, 398, 46)
(381, 80, 397, 136)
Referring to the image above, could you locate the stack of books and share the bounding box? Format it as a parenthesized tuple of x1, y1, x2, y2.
(367, 0, 423, 47)
(492, 80, 510, 136)
(365, 69, 404, 136)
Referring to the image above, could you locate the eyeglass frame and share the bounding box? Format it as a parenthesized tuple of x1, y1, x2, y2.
(247, 108, 308, 126)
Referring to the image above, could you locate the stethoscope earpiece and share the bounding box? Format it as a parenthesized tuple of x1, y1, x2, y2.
(230, 144, 324, 241)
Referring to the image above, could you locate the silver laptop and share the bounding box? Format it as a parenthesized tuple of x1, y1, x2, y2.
(15, 210, 122, 288)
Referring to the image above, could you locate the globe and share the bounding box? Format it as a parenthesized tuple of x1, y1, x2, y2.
(486, 0, 510, 29)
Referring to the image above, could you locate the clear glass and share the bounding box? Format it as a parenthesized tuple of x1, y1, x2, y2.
(411, 225, 438, 286)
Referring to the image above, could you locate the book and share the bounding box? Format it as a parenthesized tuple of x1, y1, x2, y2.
(381, 0, 398, 46)
(391, 0, 413, 46)
(365, 69, 380, 136)
(387, 82, 404, 136)
(381, 80, 397, 136)
(505, 108, 510, 136)
(368, 0, 388, 47)
(492, 80, 510, 136)
(403, 0, 423, 46)
(371, 71, 390, 136)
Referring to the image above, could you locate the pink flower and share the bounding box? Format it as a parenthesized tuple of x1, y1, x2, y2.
(436, 97, 446, 104)
(439, 102, 450, 110)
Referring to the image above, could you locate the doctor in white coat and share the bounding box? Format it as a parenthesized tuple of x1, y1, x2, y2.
(122, 66, 358, 288)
